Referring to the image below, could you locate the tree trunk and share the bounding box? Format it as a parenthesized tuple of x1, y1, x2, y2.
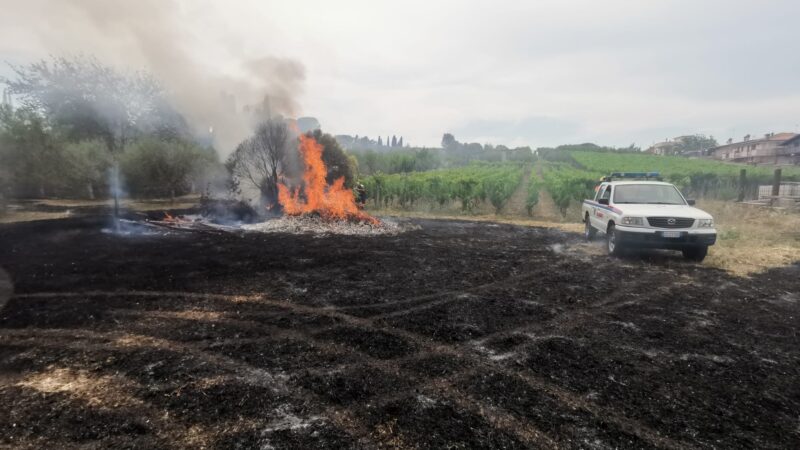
(87, 182, 95, 200)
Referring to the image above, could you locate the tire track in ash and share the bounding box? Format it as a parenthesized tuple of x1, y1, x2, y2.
(8, 289, 696, 449)
(337, 247, 556, 317)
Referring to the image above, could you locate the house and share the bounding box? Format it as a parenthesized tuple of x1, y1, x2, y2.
(645, 135, 714, 157)
(709, 132, 800, 165)
(646, 136, 691, 155)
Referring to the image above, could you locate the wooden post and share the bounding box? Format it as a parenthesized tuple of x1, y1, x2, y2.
(737, 169, 746, 202)
(772, 168, 782, 197)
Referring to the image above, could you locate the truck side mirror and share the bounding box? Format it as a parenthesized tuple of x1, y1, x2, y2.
(687, 199, 696, 205)
(598, 198, 609, 205)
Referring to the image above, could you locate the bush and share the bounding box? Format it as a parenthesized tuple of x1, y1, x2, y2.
(61, 140, 112, 199)
(121, 138, 215, 199)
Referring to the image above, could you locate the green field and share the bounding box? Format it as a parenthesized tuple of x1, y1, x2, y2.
(361, 151, 798, 218)
(570, 151, 800, 180)
(362, 163, 524, 213)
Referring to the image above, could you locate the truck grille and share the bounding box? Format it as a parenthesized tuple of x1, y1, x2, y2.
(647, 217, 695, 228)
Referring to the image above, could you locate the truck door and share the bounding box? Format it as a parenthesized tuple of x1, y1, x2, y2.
(591, 184, 611, 230)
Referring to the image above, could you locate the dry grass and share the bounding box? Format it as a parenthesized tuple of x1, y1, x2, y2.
(0, 210, 74, 223)
(32, 196, 201, 211)
(697, 200, 800, 276)
(0, 196, 200, 223)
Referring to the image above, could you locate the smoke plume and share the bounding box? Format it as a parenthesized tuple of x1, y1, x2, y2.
(0, 0, 306, 154)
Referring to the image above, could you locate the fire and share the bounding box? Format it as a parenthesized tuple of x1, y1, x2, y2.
(162, 211, 187, 224)
(278, 135, 378, 225)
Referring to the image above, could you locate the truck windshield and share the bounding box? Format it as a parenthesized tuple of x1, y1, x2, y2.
(613, 184, 686, 205)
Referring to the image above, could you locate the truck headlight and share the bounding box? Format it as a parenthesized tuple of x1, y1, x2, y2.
(621, 217, 644, 226)
(698, 219, 714, 228)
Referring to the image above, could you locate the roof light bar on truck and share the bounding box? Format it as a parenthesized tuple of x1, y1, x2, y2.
(601, 172, 661, 182)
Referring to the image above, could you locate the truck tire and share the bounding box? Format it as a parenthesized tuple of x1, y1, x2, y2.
(584, 214, 597, 241)
(606, 223, 623, 256)
(682, 246, 708, 262)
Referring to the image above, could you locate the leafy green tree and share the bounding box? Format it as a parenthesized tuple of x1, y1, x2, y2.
(3, 56, 190, 211)
(308, 129, 356, 188)
(0, 106, 63, 197)
(4, 56, 187, 154)
(121, 138, 210, 200)
(673, 135, 718, 153)
(441, 133, 457, 151)
(62, 140, 112, 199)
(362, 150, 379, 175)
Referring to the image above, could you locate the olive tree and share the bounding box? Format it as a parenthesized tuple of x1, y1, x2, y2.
(227, 119, 290, 209)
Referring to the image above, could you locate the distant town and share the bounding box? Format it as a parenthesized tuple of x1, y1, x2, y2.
(646, 132, 800, 166)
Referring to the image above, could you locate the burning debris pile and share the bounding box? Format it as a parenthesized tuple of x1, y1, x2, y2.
(278, 135, 378, 225)
(123, 135, 406, 236)
(242, 134, 406, 236)
(106, 135, 402, 237)
(241, 215, 409, 236)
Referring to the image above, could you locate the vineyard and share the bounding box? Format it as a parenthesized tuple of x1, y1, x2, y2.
(571, 151, 800, 199)
(362, 163, 525, 213)
(530, 151, 800, 216)
(361, 150, 800, 219)
(539, 163, 602, 214)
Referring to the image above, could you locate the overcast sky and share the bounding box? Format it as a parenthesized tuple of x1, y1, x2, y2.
(1, 0, 799, 150)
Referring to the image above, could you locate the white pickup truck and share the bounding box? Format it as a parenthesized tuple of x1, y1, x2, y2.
(581, 174, 717, 261)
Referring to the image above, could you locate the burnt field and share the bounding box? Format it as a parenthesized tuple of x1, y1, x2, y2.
(1, 216, 799, 449)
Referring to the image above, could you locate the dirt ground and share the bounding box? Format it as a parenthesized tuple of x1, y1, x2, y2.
(1, 214, 799, 449)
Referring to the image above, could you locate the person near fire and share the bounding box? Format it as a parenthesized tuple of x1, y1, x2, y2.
(355, 183, 367, 208)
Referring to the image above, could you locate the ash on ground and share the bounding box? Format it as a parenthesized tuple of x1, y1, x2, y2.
(242, 215, 415, 236)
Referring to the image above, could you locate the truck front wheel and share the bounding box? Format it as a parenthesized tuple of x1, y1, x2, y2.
(682, 246, 708, 262)
(584, 214, 597, 241)
(606, 224, 623, 256)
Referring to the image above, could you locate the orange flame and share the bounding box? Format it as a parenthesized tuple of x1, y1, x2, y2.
(162, 211, 186, 224)
(278, 135, 378, 224)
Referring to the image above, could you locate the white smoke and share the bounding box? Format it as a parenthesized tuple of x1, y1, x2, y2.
(0, 0, 306, 155)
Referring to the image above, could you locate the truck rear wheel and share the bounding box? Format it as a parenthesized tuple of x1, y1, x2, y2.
(584, 214, 597, 241)
(682, 246, 708, 262)
(606, 224, 623, 256)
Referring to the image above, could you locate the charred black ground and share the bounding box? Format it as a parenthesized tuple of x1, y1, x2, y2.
(1, 215, 799, 449)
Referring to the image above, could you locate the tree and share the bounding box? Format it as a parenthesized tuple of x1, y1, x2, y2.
(0, 105, 63, 197)
(4, 56, 186, 154)
(398, 136, 403, 147)
(441, 133, 458, 151)
(226, 119, 291, 209)
(362, 150, 379, 175)
(121, 137, 210, 200)
(3, 56, 190, 213)
(308, 129, 356, 188)
(391, 135, 397, 147)
(674, 135, 718, 154)
(62, 140, 111, 199)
